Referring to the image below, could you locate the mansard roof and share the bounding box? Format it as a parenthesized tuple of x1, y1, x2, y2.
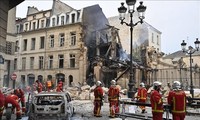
(51, 0, 75, 15)
(163, 50, 186, 59)
(27, 6, 39, 16)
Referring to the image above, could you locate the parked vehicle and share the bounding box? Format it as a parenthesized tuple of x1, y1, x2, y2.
(28, 92, 74, 120)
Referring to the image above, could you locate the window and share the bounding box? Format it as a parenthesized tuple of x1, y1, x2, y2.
(49, 35, 54, 48)
(40, 36, 45, 49)
(152, 33, 154, 43)
(15, 41, 19, 52)
(39, 56, 44, 69)
(23, 39, 27, 51)
(70, 54, 75, 68)
(58, 55, 64, 68)
(71, 14, 75, 23)
(25, 23, 28, 31)
(41, 20, 44, 28)
(157, 35, 159, 45)
(31, 38, 36, 50)
(59, 33, 65, 47)
(30, 57, 34, 69)
(52, 18, 55, 26)
(16, 25, 20, 33)
(14, 58, 17, 70)
(70, 32, 76, 46)
(66, 15, 69, 24)
(22, 57, 26, 70)
(33, 15, 36, 19)
(48, 56, 53, 69)
(61, 16, 65, 25)
(33, 22, 36, 30)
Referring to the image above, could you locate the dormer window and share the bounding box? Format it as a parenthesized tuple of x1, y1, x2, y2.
(52, 18, 55, 26)
(33, 15, 36, 19)
(25, 23, 28, 31)
(61, 16, 65, 25)
(71, 13, 75, 23)
(16, 25, 20, 33)
(41, 20, 44, 28)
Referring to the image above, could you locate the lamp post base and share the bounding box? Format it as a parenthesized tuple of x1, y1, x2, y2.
(190, 88, 194, 98)
(127, 90, 136, 99)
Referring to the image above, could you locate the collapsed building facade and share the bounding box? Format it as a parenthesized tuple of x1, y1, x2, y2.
(10, 0, 131, 88)
(4, 0, 168, 90)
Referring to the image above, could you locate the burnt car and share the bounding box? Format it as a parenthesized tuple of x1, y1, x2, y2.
(28, 92, 74, 120)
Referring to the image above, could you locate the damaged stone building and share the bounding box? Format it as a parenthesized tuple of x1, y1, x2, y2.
(4, 0, 192, 91)
(12, 0, 124, 88)
(3, 0, 166, 90)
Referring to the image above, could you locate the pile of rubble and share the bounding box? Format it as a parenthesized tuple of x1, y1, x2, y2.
(64, 82, 200, 104)
(64, 83, 127, 102)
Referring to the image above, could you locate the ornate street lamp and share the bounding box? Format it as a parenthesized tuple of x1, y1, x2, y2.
(118, 0, 146, 98)
(181, 38, 200, 98)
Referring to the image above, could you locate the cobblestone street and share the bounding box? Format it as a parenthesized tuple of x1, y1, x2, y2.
(71, 100, 200, 120)
(2, 100, 200, 120)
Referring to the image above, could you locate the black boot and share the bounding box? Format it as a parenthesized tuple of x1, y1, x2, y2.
(16, 115, 22, 120)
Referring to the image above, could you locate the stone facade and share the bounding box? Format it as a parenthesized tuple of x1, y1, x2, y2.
(0, 0, 24, 88)
(13, 0, 109, 88)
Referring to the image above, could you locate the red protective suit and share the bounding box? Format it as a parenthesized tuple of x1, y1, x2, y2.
(93, 86, 104, 117)
(137, 87, 147, 112)
(14, 89, 26, 113)
(168, 90, 186, 120)
(150, 90, 164, 120)
(108, 85, 120, 117)
(36, 81, 43, 93)
(0, 90, 5, 119)
(5, 94, 21, 119)
(56, 81, 63, 92)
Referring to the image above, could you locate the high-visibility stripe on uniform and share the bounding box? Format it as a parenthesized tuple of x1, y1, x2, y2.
(95, 97, 102, 100)
(109, 98, 118, 101)
(172, 95, 186, 113)
(16, 110, 21, 113)
(152, 100, 163, 113)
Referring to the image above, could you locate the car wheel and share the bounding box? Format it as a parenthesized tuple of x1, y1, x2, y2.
(66, 106, 73, 119)
(5, 107, 12, 120)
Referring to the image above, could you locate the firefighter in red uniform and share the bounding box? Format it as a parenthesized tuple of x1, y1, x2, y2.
(137, 82, 147, 113)
(108, 80, 120, 118)
(46, 80, 53, 92)
(14, 88, 26, 114)
(35, 80, 43, 93)
(56, 79, 63, 92)
(150, 81, 164, 120)
(93, 81, 104, 117)
(5, 94, 22, 119)
(0, 90, 5, 120)
(168, 81, 186, 120)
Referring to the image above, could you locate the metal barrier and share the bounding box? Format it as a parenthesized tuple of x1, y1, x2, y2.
(116, 97, 200, 120)
(116, 98, 171, 120)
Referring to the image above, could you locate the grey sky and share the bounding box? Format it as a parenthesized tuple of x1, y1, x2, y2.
(16, 0, 200, 54)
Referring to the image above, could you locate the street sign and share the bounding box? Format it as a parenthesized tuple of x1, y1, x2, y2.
(11, 73, 17, 80)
